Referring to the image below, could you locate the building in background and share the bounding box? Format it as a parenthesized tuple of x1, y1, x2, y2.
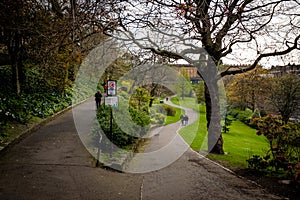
(170, 64, 201, 84)
(269, 63, 300, 77)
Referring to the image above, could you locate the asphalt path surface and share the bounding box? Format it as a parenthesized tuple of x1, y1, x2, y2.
(0, 98, 281, 200)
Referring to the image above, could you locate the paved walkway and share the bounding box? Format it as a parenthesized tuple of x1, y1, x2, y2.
(124, 99, 198, 173)
(0, 98, 281, 199)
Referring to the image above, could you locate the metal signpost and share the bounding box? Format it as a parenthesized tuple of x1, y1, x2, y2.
(104, 80, 118, 157)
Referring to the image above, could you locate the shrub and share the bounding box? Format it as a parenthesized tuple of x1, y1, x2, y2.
(228, 109, 240, 119)
(150, 113, 165, 125)
(228, 109, 253, 124)
(0, 96, 8, 127)
(164, 105, 176, 116)
(238, 109, 253, 124)
(247, 115, 300, 182)
(96, 105, 135, 148)
(129, 106, 150, 132)
(260, 110, 268, 117)
(149, 105, 166, 125)
(170, 96, 179, 105)
(222, 113, 232, 133)
(96, 104, 150, 149)
(249, 117, 260, 129)
(0, 95, 31, 124)
(251, 109, 261, 118)
(247, 155, 268, 170)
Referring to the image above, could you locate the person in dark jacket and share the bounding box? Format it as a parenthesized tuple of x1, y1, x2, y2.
(95, 90, 102, 109)
(184, 114, 189, 125)
(180, 114, 184, 125)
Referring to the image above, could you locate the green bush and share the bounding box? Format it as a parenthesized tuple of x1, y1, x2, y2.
(129, 106, 150, 132)
(164, 105, 176, 116)
(0, 90, 73, 130)
(248, 117, 260, 129)
(97, 106, 136, 147)
(24, 92, 71, 118)
(96, 104, 150, 149)
(149, 105, 166, 125)
(222, 113, 232, 133)
(0, 95, 31, 124)
(260, 110, 268, 117)
(251, 109, 261, 118)
(150, 113, 165, 125)
(247, 155, 268, 170)
(0, 62, 95, 135)
(238, 109, 253, 123)
(228, 109, 240, 119)
(228, 109, 253, 124)
(170, 96, 180, 105)
(248, 115, 300, 182)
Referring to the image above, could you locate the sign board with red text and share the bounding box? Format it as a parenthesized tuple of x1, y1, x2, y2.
(107, 80, 117, 96)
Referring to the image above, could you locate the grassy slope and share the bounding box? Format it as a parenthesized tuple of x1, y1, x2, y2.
(170, 96, 200, 111)
(172, 96, 268, 168)
(207, 120, 268, 168)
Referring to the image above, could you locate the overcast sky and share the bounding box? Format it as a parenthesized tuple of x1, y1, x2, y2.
(118, 0, 300, 68)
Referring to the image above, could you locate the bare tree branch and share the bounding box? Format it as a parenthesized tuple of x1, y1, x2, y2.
(220, 34, 300, 77)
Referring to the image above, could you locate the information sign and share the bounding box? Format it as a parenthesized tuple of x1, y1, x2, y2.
(105, 96, 118, 107)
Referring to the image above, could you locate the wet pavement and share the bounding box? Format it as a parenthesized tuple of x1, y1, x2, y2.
(0, 98, 281, 200)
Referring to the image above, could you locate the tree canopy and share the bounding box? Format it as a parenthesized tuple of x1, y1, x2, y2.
(108, 0, 300, 154)
(226, 66, 271, 111)
(269, 74, 300, 123)
(0, 0, 117, 95)
(1, 0, 299, 154)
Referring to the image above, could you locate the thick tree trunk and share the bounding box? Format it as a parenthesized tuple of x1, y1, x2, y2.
(205, 81, 224, 154)
(11, 50, 23, 96)
(149, 83, 158, 107)
(9, 32, 24, 96)
(12, 62, 21, 96)
(200, 56, 224, 154)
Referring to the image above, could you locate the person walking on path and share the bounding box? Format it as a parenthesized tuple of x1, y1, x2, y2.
(95, 90, 102, 109)
(180, 114, 189, 126)
(184, 114, 189, 125)
(180, 114, 185, 126)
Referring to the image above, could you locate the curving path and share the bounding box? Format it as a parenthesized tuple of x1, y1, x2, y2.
(0, 98, 281, 200)
(124, 98, 199, 173)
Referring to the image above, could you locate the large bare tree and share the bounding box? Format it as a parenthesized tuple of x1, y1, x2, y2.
(108, 0, 300, 154)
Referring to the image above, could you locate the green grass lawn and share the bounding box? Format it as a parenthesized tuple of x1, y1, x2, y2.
(207, 120, 268, 168)
(174, 97, 269, 169)
(170, 96, 200, 112)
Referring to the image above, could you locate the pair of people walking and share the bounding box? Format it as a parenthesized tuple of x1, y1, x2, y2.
(180, 114, 189, 126)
